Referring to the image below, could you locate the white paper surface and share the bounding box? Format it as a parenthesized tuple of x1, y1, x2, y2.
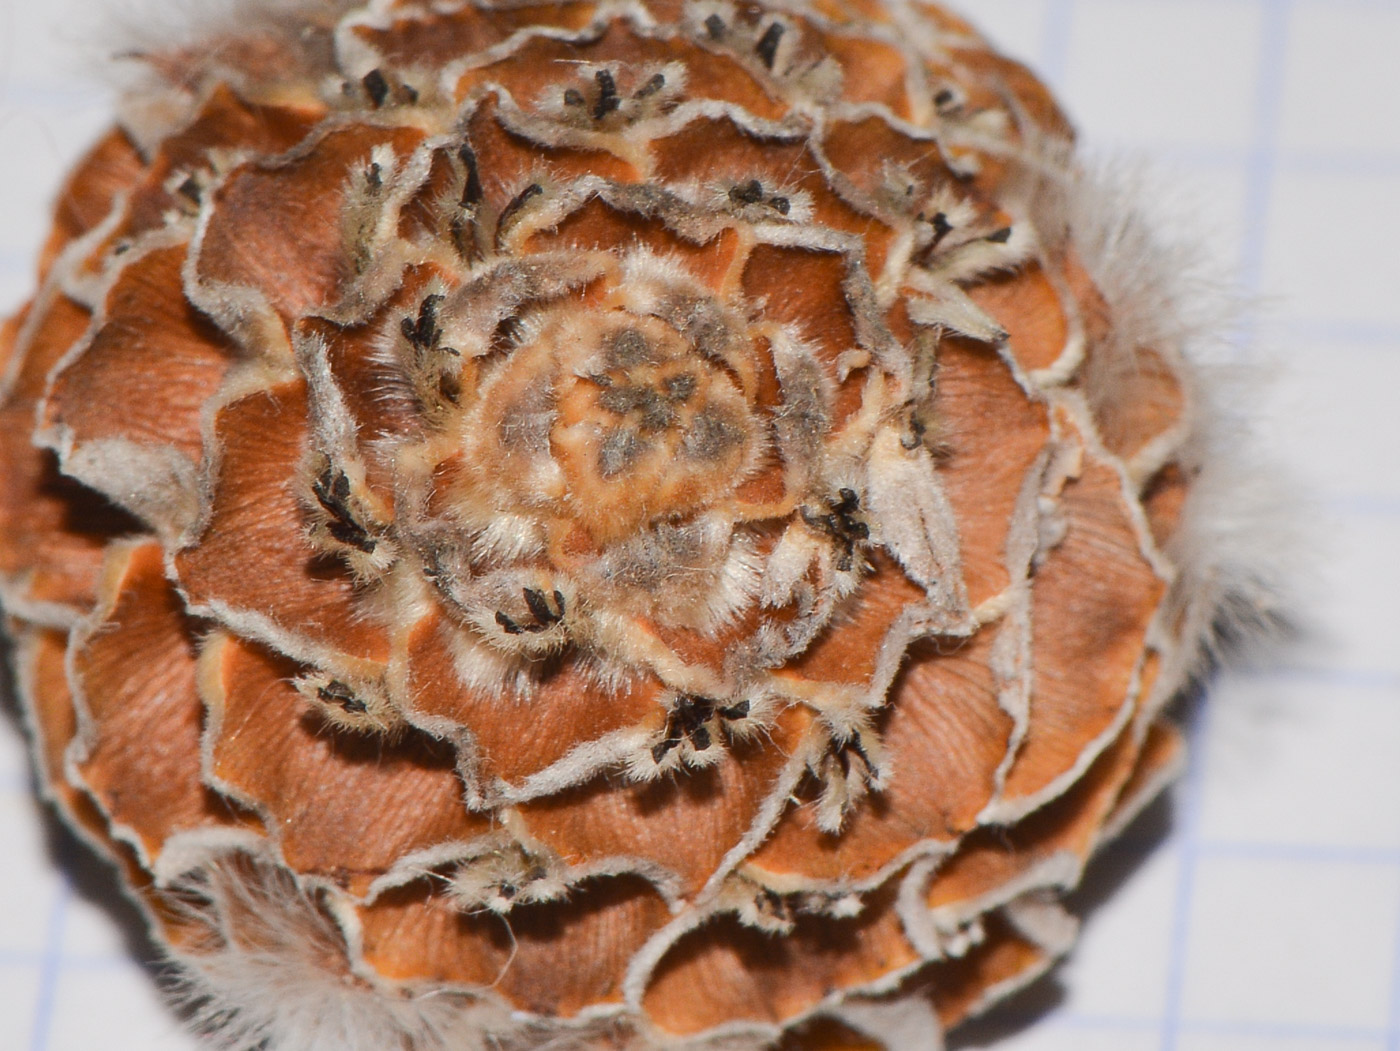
(1, 2, 1397, 1049)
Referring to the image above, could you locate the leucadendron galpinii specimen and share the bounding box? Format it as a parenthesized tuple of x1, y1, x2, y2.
(0, 2, 1278, 1048)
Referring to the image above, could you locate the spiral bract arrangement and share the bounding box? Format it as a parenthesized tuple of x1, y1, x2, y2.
(1, 2, 1209, 1047)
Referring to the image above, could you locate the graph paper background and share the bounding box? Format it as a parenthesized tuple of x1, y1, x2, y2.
(1, 1, 1398, 1048)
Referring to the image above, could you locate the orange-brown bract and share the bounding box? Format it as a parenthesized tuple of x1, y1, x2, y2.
(1, 2, 1219, 1048)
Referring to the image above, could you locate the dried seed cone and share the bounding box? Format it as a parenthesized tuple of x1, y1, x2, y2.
(2, 1, 1240, 1048)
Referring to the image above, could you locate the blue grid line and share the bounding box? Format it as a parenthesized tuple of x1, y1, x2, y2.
(1196, 842, 1400, 866)
(29, 881, 68, 1051)
(1065, 1014, 1392, 1042)
(1177, 1019, 1392, 1042)
(1094, 144, 1400, 178)
(0, 949, 129, 968)
(1389, 862, 1400, 1051)
(49, 955, 133, 971)
(0, 84, 108, 111)
(1279, 150, 1400, 180)
(1320, 497, 1400, 521)
(1239, 666, 1400, 691)
(1234, 1, 1292, 297)
(984, 1010, 1396, 1041)
(0, 950, 47, 967)
(1273, 318, 1400, 348)
(1388, 563, 1400, 1051)
(1158, 698, 1208, 1051)
(1038, 0, 1076, 91)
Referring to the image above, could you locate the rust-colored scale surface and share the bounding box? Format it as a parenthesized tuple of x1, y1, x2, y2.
(1, 1, 1212, 1048)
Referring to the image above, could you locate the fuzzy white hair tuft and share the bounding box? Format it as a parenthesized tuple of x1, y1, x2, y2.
(161, 853, 524, 1051)
(1055, 154, 1297, 685)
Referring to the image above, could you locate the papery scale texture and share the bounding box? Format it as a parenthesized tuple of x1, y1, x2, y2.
(0, 1, 1234, 1047)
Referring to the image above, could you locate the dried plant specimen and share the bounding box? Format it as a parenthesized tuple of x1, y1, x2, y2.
(0, 1, 1280, 1048)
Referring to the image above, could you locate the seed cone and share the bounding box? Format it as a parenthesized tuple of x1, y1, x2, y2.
(2, 2, 1241, 1048)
